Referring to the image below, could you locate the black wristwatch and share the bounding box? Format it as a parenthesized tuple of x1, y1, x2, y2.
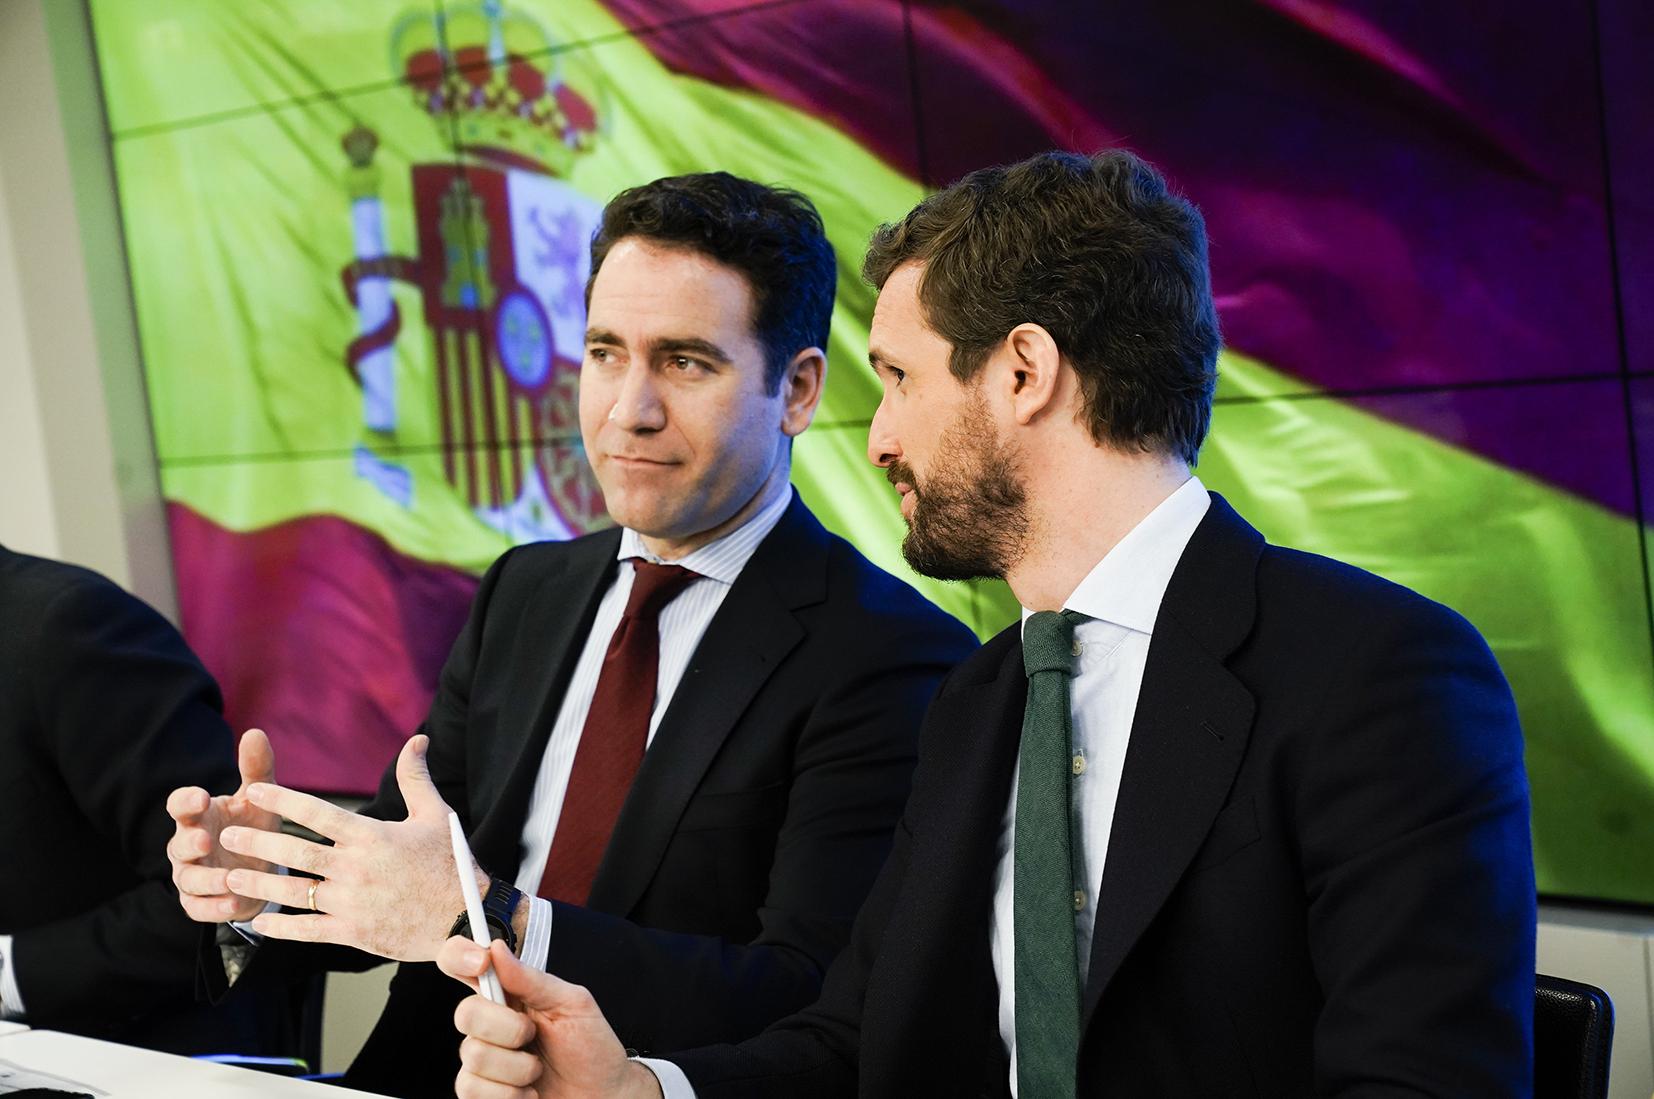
(450, 876, 522, 955)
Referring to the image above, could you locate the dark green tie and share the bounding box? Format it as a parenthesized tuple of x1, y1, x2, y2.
(1015, 609, 1085, 1099)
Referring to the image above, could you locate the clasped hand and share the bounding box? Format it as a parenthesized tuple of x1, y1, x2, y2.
(167, 727, 280, 924)
(170, 730, 481, 963)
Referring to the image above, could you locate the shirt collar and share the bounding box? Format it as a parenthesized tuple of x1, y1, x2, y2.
(1020, 475, 1210, 636)
(617, 484, 793, 585)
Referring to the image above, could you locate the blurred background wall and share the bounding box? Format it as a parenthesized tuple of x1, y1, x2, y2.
(0, 0, 173, 611)
(3, 0, 1652, 1089)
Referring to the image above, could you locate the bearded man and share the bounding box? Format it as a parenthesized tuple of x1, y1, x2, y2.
(440, 149, 1536, 1099)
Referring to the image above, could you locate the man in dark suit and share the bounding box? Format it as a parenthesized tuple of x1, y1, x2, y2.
(166, 172, 976, 1097)
(440, 150, 1536, 1098)
(0, 546, 286, 1055)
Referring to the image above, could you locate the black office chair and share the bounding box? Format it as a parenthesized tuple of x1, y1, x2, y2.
(1534, 973, 1613, 1099)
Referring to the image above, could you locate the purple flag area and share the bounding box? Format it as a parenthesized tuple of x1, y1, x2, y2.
(602, 0, 1641, 515)
(1349, 380, 1635, 515)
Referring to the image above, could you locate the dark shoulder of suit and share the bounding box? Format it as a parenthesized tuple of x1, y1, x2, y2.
(671, 493, 1533, 1099)
(0, 547, 289, 1055)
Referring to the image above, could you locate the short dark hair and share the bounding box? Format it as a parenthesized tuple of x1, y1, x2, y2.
(862, 150, 1220, 466)
(587, 172, 837, 393)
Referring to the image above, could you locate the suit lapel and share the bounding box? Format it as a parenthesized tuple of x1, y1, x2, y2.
(1081, 494, 1263, 1028)
(820, 628, 1022, 1095)
(920, 648, 1026, 883)
(586, 496, 824, 915)
(913, 638, 1028, 1079)
(471, 531, 620, 875)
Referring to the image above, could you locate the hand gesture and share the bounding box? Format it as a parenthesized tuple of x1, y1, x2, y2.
(216, 734, 492, 962)
(167, 727, 280, 923)
(438, 937, 664, 1099)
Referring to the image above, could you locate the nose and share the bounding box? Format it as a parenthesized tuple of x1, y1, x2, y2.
(608, 361, 666, 432)
(866, 392, 900, 469)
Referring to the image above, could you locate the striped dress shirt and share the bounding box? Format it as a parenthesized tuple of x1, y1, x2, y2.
(516, 484, 794, 971)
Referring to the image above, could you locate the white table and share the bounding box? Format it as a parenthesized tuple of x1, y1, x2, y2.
(0, 1028, 381, 1096)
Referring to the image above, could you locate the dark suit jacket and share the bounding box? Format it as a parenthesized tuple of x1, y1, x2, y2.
(672, 493, 1536, 1098)
(290, 495, 977, 1095)
(0, 546, 286, 1055)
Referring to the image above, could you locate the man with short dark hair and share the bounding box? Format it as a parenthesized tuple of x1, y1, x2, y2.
(439, 149, 1535, 1098)
(166, 171, 976, 1098)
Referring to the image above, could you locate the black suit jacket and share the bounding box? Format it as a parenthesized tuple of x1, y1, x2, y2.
(312, 495, 978, 1095)
(0, 547, 284, 1054)
(673, 493, 1536, 1097)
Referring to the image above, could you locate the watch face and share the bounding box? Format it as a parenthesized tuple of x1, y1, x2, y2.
(448, 912, 515, 950)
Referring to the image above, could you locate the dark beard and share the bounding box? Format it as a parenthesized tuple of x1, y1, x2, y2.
(887, 397, 1028, 581)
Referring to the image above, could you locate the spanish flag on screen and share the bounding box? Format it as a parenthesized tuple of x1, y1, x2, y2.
(89, 0, 1653, 904)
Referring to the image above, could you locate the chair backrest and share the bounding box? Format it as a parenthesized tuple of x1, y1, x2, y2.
(1534, 973, 1613, 1099)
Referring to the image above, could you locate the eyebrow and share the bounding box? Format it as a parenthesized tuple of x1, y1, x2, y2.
(584, 328, 733, 365)
(653, 337, 733, 364)
(867, 348, 902, 375)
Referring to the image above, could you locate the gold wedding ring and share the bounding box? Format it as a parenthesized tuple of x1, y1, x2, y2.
(306, 878, 320, 912)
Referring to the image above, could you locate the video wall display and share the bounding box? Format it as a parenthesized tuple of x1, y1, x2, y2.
(89, 0, 1654, 906)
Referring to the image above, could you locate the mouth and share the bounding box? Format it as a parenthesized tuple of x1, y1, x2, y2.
(886, 463, 920, 518)
(606, 455, 679, 468)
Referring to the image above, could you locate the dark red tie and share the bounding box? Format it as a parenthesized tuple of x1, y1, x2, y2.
(537, 560, 700, 904)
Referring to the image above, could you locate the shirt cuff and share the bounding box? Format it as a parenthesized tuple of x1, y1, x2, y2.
(634, 1057, 697, 1099)
(217, 898, 280, 986)
(227, 897, 283, 944)
(0, 933, 25, 1018)
(521, 896, 553, 971)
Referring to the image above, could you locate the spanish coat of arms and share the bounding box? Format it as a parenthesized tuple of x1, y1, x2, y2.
(339, 0, 609, 541)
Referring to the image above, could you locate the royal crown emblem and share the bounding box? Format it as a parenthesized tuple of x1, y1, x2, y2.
(339, 0, 609, 541)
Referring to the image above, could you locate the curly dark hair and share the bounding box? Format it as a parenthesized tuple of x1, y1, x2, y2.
(862, 150, 1220, 466)
(587, 172, 837, 393)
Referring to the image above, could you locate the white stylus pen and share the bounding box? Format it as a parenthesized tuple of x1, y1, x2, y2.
(448, 810, 505, 1004)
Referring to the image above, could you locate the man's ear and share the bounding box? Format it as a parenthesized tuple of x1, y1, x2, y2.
(779, 347, 826, 438)
(1002, 323, 1062, 426)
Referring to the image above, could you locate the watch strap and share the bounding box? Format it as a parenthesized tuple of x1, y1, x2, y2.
(483, 877, 522, 954)
(449, 877, 522, 955)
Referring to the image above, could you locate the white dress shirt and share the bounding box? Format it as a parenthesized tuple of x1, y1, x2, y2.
(645, 477, 1210, 1099)
(515, 484, 793, 971)
(0, 934, 22, 1018)
(993, 475, 1208, 1095)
